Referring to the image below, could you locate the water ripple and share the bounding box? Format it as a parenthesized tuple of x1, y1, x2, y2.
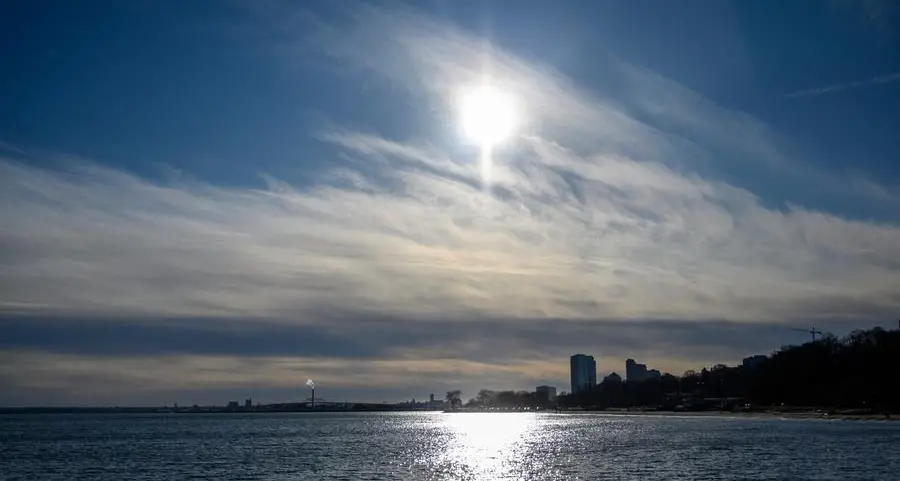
(1, 412, 898, 480)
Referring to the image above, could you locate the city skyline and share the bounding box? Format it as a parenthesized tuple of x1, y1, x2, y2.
(2, 1, 899, 406)
(0, 324, 890, 407)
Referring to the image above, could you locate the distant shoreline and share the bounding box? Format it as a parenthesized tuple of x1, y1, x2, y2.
(438, 407, 897, 421)
(1, 407, 895, 421)
(0, 407, 442, 415)
(554, 409, 897, 421)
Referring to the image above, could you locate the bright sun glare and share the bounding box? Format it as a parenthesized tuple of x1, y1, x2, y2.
(460, 84, 517, 148)
(441, 413, 534, 478)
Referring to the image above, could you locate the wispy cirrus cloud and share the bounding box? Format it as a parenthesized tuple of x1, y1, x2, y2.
(3, 141, 897, 325)
(785, 72, 900, 99)
(2, 2, 899, 405)
(290, 2, 896, 207)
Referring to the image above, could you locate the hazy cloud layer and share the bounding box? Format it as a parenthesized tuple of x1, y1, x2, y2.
(3, 315, 851, 364)
(2, 3, 899, 404)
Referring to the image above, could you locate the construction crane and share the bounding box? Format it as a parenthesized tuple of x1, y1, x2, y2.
(789, 326, 823, 343)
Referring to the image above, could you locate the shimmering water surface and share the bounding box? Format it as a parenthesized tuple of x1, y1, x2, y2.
(1, 412, 898, 480)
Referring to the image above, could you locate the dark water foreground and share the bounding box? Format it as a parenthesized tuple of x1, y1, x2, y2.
(1, 412, 898, 480)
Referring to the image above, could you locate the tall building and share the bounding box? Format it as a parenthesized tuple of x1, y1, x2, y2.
(536, 385, 557, 402)
(570, 354, 597, 393)
(625, 358, 649, 382)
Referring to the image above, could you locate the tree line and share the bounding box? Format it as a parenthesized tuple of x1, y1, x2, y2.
(448, 325, 900, 413)
(445, 388, 557, 410)
(563, 325, 900, 412)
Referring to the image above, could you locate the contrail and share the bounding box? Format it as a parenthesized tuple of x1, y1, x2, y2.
(786, 72, 900, 99)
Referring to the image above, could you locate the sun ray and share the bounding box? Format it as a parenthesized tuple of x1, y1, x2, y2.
(458, 83, 518, 186)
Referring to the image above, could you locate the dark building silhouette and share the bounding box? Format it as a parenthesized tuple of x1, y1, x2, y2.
(536, 385, 557, 401)
(742, 355, 767, 369)
(625, 358, 646, 381)
(603, 372, 622, 384)
(625, 359, 661, 381)
(570, 354, 597, 393)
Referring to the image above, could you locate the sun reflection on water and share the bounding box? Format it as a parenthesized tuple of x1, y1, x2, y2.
(434, 413, 537, 480)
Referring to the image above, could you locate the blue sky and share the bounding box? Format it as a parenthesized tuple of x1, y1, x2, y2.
(1, 0, 899, 406)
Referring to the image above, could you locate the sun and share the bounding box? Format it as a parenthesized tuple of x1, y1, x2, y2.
(459, 84, 517, 147)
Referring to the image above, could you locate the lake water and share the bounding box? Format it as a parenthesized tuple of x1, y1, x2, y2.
(1, 412, 898, 480)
